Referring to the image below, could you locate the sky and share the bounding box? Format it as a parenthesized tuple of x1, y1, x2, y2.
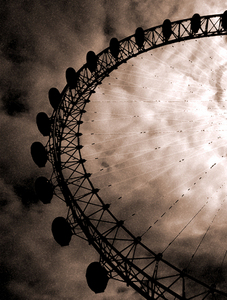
(1, 0, 227, 299)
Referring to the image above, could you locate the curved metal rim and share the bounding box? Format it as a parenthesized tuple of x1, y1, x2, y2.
(47, 13, 227, 299)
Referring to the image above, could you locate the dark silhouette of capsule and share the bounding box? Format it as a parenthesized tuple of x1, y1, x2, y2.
(162, 19, 172, 41)
(48, 88, 61, 110)
(86, 51, 97, 73)
(191, 13, 201, 33)
(110, 38, 120, 59)
(222, 11, 227, 30)
(35, 176, 53, 204)
(86, 262, 109, 293)
(31, 142, 47, 167)
(135, 27, 144, 48)
(51, 217, 72, 246)
(66, 67, 77, 89)
(36, 112, 50, 136)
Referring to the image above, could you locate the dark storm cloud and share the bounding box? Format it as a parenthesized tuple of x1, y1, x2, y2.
(0, 5, 39, 117)
(1, 34, 31, 64)
(103, 14, 116, 37)
(1, 196, 57, 299)
(1, 88, 29, 116)
(0, 265, 13, 300)
(13, 177, 39, 207)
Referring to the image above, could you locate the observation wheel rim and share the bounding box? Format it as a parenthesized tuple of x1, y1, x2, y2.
(48, 13, 227, 299)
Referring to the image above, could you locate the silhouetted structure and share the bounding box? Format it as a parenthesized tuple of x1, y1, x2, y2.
(32, 12, 227, 299)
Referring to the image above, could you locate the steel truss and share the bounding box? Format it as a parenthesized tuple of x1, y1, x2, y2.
(46, 13, 227, 299)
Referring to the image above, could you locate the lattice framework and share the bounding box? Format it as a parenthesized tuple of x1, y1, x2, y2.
(45, 13, 227, 299)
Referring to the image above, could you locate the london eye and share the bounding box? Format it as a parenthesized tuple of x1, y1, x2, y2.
(31, 12, 227, 299)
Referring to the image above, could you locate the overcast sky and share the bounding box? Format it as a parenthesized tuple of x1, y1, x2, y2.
(1, 1, 227, 299)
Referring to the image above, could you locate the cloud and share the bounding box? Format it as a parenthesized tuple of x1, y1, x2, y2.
(1, 88, 29, 116)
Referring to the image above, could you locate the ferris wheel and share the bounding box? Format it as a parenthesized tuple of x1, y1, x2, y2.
(31, 12, 227, 299)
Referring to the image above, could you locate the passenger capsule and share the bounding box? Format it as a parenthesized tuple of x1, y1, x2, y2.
(36, 112, 50, 136)
(191, 13, 201, 33)
(222, 10, 227, 30)
(51, 217, 72, 246)
(35, 177, 53, 204)
(66, 67, 77, 89)
(162, 19, 172, 41)
(48, 88, 61, 110)
(86, 51, 97, 73)
(135, 27, 144, 48)
(31, 142, 47, 168)
(86, 262, 109, 293)
(110, 38, 119, 59)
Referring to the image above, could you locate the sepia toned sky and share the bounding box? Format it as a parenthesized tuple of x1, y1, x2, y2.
(1, 1, 227, 299)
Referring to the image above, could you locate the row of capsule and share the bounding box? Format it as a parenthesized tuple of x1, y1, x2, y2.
(83, 11, 227, 73)
(32, 10, 227, 241)
(86, 11, 227, 73)
(163, 12, 227, 40)
(36, 12, 227, 129)
(32, 13, 227, 293)
(35, 11, 227, 128)
(32, 10, 227, 171)
(31, 32, 115, 292)
(52, 217, 109, 293)
(31, 137, 108, 292)
(31, 23, 144, 202)
(31, 70, 78, 203)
